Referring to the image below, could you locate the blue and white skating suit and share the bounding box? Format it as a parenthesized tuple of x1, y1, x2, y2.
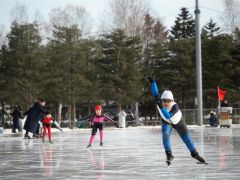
(151, 81, 197, 154)
(157, 102, 182, 125)
(159, 102, 196, 154)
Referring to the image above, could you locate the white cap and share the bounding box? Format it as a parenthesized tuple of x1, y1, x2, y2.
(210, 111, 216, 115)
(161, 90, 174, 100)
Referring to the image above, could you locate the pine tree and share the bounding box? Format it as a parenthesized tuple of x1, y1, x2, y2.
(202, 19, 221, 39)
(0, 45, 8, 103)
(44, 25, 91, 128)
(1, 21, 43, 109)
(170, 7, 195, 40)
(229, 31, 240, 104)
(202, 33, 236, 107)
(79, 38, 103, 114)
(168, 8, 196, 108)
(97, 29, 143, 111)
(167, 38, 196, 108)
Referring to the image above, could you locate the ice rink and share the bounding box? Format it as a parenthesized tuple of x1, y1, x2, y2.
(0, 127, 240, 180)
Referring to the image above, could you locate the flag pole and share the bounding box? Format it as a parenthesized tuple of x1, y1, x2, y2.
(217, 86, 221, 114)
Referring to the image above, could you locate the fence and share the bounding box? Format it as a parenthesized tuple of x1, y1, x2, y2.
(131, 108, 240, 127)
(182, 108, 240, 125)
(1, 108, 240, 129)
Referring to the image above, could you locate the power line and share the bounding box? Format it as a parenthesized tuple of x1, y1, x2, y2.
(199, 6, 224, 14)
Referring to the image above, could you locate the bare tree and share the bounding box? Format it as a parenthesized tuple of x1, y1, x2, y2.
(105, 0, 150, 36)
(10, 2, 28, 24)
(0, 25, 6, 46)
(49, 5, 91, 35)
(232, 27, 240, 43)
(222, 0, 240, 32)
(142, 14, 167, 44)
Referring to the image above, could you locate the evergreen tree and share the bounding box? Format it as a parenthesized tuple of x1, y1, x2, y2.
(1, 21, 43, 109)
(202, 19, 221, 39)
(202, 34, 236, 107)
(98, 29, 143, 111)
(229, 31, 240, 105)
(44, 25, 91, 128)
(80, 38, 103, 113)
(167, 38, 196, 108)
(170, 7, 195, 40)
(167, 8, 196, 108)
(0, 45, 8, 103)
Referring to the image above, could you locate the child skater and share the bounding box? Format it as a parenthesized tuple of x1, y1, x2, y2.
(87, 105, 117, 148)
(149, 78, 207, 165)
(42, 111, 63, 144)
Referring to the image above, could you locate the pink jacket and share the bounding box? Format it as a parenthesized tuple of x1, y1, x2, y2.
(90, 114, 108, 124)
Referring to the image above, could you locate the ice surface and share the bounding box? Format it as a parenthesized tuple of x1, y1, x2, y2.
(0, 127, 240, 180)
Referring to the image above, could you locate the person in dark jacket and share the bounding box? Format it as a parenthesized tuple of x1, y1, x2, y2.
(23, 99, 47, 139)
(221, 100, 229, 107)
(11, 106, 23, 133)
(209, 111, 218, 127)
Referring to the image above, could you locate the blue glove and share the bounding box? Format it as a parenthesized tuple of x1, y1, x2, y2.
(151, 81, 159, 97)
(148, 77, 162, 107)
(150, 80, 163, 108)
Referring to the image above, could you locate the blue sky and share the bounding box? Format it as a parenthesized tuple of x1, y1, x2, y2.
(0, 0, 226, 33)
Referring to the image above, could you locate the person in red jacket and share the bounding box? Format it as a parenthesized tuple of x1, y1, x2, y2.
(87, 105, 117, 148)
(42, 112, 54, 143)
(41, 112, 63, 143)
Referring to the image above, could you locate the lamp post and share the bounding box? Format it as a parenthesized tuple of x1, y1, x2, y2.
(195, 0, 203, 126)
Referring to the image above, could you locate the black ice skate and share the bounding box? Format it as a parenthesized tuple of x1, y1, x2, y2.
(24, 134, 31, 139)
(33, 134, 40, 139)
(100, 142, 103, 147)
(166, 151, 174, 166)
(191, 151, 208, 164)
(87, 144, 92, 148)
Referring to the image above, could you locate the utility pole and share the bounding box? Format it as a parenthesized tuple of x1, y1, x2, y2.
(1, 102, 4, 129)
(195, 0, 203, 126)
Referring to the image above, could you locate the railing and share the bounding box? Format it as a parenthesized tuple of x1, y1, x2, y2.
(134, 108, 240, 126)
(182, 108, 240, 125)
(1, 108, 240, 129)
(76, 108, 240, 128)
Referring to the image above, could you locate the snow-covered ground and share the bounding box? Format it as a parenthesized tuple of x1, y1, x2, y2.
(0, 127, 240, 179)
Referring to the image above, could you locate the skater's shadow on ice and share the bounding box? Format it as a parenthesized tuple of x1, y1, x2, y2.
(40, 146, 60, 177)
(88, 150, 105, 179)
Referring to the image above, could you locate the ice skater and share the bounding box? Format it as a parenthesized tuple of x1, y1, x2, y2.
(87, 105, 118, 148)
(149, 78, 207, 165)
(42, 111, 63, 144)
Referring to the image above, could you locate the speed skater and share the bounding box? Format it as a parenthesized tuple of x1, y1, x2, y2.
(149, 78, 207, 165)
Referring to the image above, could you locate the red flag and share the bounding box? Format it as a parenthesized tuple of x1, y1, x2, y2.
(218, 87, 227, 101)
